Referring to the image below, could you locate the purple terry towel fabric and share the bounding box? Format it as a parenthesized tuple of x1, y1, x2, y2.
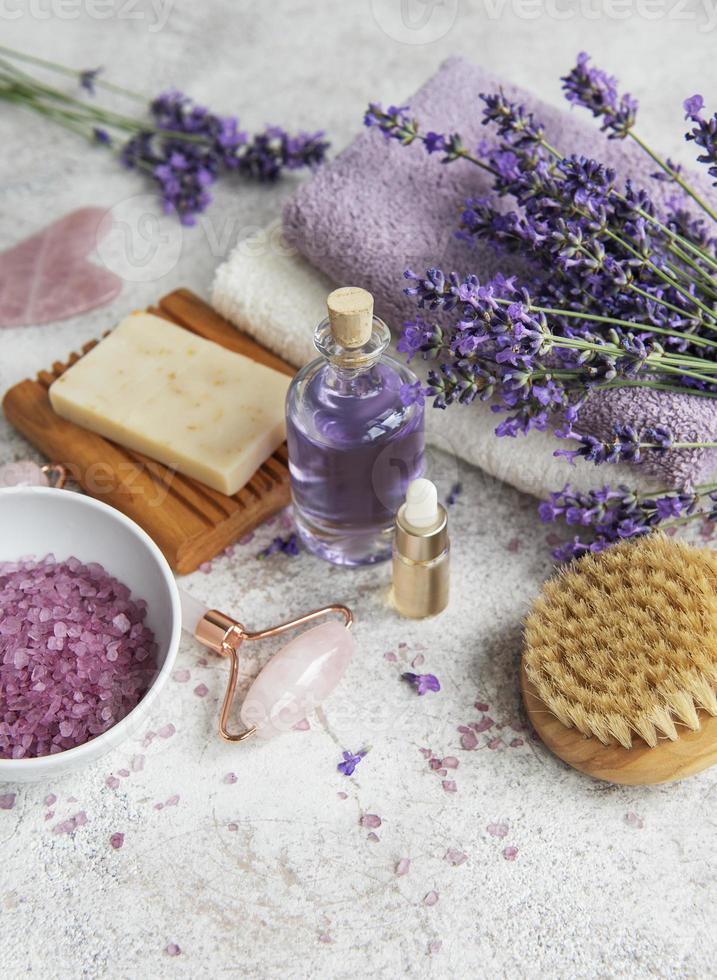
(283, 56, 717, 489)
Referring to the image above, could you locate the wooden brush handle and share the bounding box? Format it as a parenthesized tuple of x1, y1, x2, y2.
(521, 660, 717, 785)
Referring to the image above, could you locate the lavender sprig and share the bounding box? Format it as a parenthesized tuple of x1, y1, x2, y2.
(540, 481, 717, 561)
(0, 50, 329, 225)
(561, 52, 638, 139)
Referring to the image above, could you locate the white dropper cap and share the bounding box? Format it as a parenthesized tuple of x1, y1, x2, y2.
(404, 478, 439, 528)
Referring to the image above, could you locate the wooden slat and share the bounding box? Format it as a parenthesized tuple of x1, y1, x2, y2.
(2, 290, 295, 574)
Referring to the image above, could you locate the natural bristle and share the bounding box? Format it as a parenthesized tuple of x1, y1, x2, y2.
(524, 534, 717, 749)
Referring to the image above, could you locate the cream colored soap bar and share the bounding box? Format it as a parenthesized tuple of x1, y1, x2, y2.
(49, 312, 291, 496)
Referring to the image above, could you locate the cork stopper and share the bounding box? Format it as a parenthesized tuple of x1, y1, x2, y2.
(327, 287, 374, 349)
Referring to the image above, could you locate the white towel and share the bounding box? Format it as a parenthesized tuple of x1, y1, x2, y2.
(212, 222, 662, 500)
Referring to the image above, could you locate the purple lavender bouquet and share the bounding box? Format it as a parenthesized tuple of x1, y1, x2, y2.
(0, 47, 329, 225)
(366, 55, 717, 558)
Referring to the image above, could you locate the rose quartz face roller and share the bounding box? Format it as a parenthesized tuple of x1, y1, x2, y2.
(180, 591, 354, 741)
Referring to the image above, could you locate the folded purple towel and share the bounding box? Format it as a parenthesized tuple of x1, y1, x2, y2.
(283, 56, 717, 489)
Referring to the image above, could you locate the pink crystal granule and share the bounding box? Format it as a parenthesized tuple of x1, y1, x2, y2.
(0, 553, 159, 759)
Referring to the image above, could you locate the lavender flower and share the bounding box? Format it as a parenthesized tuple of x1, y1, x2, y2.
(399, 381, 425, 407)
(402, 672, 441, 695)
(79, 67, 101, 94)
(684, 94, 717, 187)
(337, 749, 367, 776)
(258, 533, 300, 559)
(538, 481, 712, 560)
(561, 52, 638, 138)
(555, 425, 673, 465)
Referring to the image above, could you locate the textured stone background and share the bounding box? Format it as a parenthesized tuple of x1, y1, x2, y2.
(1, 3, 716, 977)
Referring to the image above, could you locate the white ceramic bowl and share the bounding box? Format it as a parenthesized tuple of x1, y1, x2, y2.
(0, 487, 181, 783)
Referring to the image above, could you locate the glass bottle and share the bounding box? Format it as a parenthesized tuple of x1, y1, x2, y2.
(286, 287, 425, 566)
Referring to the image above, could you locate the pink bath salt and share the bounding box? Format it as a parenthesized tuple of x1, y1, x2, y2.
(165, 943, 181, 957)
(487, 737, 502, 750)
(428, 940, 443, 955)
(118, 769, 130, 778)
(105, 775, 120, 790)
(44, 793, 57, 806)
(473, 716, 495, 733)
(110, 832, 124, 850)
(292, 718, 310, 731)
(158, 723, 176, 738)
(429, 758, 442, 771)
(460, 731, 478, 751)
(367, 832, 380, 842)
(165, 794, 180, 806)
(395, 858, 411, 876)
(45, 811, 54, 820)
(442, 757, 459, 769)
(154, 802, 164, 811)
(227, 822, 238, 832)
(503, 846, 519, 861)
(487, 822, 509, 838)
(223, 772, 238, 784)
(337, 791, 348, 800)
(423, 890, 439, 907)
(199, 562, 212, 574)
(445, 848, 468, 866)
(0, 792, 16, 810)
(359, 813, 381, 829)
(510, 738, 524, 748)
(53, 810, 87, 835)
(411, 653, 425, 668)
(318, 933, 334, 944)
(383, 651, 397, 662)
(0, 554, 158, 760)
(442, 780, 457, 794)
(172, 668, 191, 683)
(194, 684, 209, 698)
(131, 754, 145, 772)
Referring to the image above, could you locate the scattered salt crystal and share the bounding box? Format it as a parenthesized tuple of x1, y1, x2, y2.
(337, 791, 348, 800)
(118, 769, 130, 778)
(487, 822, 509, 838)
(503, 846, 519, 861)
(110, 832, 124, 849)
(52, 811, 87, 835)
(428, 940, 442, 955)
(165, 794, 180, 806)
(172, 668, 191, 683)
(227, 822, 238, 832)
(359, 813, 381, 829)
(423, 890, 439, 907)
(442, 757, 459, 769)
(395, 858, 411, 876)
(193, 684, 209, 698)
(131, 754, 145, 772)
(105, 776, 120, 790)
(44, 793, 57, 806)
(0, 793, 16, 810)
(445, 848, 468, 866)
(411, 654, 425, 668)
(223, 772, 238, 784)
(442, 780, 457, 794)
(460, 731, 478, 751)
(165, 943, 181, 957)
(292, 718, 310, 731)
(158, 723, 176, 738)
(367, 832, 380, 842)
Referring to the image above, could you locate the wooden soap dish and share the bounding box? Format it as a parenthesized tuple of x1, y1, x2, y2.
(2, 289, 295, 574)
(520, 660, 717, 785)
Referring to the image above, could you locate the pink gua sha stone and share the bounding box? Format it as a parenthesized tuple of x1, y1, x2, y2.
(0, 208, 121, 327)
(239, 621, 354, 738)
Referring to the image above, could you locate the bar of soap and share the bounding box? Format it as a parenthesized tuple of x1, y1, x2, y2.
(49, 312, 292, 496)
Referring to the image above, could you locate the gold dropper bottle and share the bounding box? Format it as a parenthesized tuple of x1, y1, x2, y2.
(392, 478, 450, 619)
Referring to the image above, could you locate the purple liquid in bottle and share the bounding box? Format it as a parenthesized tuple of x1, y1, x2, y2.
(286, 313, 425, 566)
